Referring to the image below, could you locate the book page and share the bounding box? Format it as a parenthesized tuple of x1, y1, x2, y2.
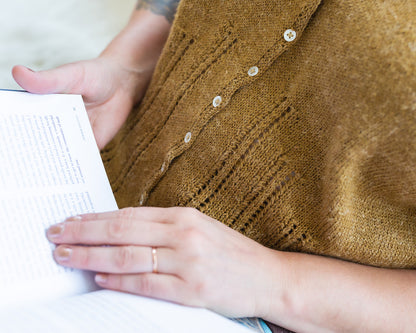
(0, 90, 118, 309)
(0, 290, 253, 333)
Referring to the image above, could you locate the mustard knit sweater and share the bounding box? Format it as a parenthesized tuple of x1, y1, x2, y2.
(102, 0, 416, 268)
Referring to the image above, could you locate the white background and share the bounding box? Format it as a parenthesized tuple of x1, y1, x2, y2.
(0, 0, 136, 89)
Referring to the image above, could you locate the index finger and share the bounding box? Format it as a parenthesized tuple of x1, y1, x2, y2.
(78, 207, 176, 224)
(46, 208, 177, 246)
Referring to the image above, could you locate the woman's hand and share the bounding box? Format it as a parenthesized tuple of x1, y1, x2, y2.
(46, 206, 416, 331)
(12, 9, 171, 150)
(12, 57, 148, 150)
(46, 207, 276, 318)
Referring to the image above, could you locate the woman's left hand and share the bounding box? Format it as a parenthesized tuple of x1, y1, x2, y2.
(46, 207, 276, 318)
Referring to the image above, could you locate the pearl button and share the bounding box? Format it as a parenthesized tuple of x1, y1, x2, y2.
(184, 132, 192, 143)
(248, 66, 259, 77)
(139, 194, 145, 206)
(284, 29, 297, 42)
(213, 96, 222, 107)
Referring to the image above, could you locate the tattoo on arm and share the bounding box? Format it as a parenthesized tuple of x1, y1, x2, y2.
(136, 0, 180, 23)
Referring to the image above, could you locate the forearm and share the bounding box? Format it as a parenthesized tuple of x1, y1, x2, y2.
(262, 250, 416, 332)
(100, 1, 179, 90)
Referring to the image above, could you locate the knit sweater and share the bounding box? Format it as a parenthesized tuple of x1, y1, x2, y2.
(102, 0, 416, 268)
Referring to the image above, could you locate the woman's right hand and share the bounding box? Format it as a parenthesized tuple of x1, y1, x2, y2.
(12, 8, 172, 150)
(12, 55, 150, 150)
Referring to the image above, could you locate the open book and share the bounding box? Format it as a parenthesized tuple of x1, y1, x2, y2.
(0, 90, 253, 333)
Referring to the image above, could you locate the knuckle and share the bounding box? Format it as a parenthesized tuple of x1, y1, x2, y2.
(113, 275, 123, 290)
(70, 221, 83, 240)
(118, 207, 136, 219)
(177, 232, 206, 263)
(107, 210, 134, 239)
(192, 279, 210, 300)
(135, 275, 153, 296)
(181, 226, 204, 249)
(182, 225, 199, 239)
(78, 248, 91, 267)
(114, 246, 134, 272)
(169, 207, 206, 248)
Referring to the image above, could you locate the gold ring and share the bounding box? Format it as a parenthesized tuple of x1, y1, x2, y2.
(151, 247, 158, 273)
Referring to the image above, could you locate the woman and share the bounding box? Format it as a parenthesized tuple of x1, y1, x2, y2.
(13, 0, 416, 331)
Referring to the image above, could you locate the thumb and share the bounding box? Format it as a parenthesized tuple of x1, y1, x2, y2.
(12, 64, 85, 95)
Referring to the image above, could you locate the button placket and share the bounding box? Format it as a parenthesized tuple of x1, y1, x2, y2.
(131, 2, 322, 208)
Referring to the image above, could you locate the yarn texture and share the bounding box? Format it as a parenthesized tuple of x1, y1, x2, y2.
(102, 0, 416, 268)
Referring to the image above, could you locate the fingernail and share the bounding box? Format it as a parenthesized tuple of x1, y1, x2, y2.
(25, 67, 35, 72)
(66, 215, 82, 222)
(55, 246, 72, 262)
(47, 223, 65, 238)
(95, 274, 108, 284)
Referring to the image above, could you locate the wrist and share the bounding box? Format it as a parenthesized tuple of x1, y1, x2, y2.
(98, 9, 171, 104)
(260, 251, 361, 332)
(101, 9, 171, 82)
(255, 249, 297, 324)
